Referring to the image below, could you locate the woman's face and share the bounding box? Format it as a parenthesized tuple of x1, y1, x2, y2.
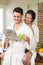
(25, 13, 32, 24)
(13, 12, 22, 24)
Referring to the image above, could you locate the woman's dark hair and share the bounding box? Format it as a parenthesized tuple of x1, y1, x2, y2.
(13, 7, 23, 15)
(25, 10, 36, 22)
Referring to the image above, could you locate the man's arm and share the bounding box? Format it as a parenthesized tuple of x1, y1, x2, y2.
(23, 34, 30, 44)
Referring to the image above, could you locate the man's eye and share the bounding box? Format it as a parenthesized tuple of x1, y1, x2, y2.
(17, 16, 20, 17)
(14, 16, 20, 18)
(14, 16, 16, 17)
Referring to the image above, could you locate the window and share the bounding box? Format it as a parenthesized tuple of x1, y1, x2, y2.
(0, 8, 3, 33)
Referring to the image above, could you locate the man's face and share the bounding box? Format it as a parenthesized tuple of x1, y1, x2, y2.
(13, 12, 22, 24)
(25, 13, 32, 24)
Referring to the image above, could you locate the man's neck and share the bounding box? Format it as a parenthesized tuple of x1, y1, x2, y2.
(15, 21, 22, 26)
(13, 21, 23, 31)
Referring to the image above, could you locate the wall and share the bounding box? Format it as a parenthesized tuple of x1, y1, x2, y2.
(0, 0, 9, 33)
(29, 4, 38, 25)
(0, 0, 9, 5)
(39, 0, 43, 2)
(5, 0, 39, 27)
(0, 0, 43, 30)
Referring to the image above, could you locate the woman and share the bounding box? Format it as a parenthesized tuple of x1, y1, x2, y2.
(22, 10, 39, 65)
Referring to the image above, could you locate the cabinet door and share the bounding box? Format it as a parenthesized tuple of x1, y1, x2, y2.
(38, 2, 43, 47)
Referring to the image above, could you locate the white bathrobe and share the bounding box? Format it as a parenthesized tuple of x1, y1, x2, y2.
(2, 22, 33, 65)
(30, 24, 39, 65)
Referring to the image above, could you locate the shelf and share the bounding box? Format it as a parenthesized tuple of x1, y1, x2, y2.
(35, 53, 43, 63)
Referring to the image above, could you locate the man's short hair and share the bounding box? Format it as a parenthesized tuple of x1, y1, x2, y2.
(13, 7, 23, 15)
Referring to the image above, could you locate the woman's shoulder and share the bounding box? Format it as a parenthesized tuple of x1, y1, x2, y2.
(32, 24, 39, 29)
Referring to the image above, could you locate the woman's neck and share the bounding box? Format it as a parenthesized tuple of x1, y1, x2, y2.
(27, 23, 32, 28)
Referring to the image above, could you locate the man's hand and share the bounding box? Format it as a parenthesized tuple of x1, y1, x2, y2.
(4, 37, 10, 48)
(23, 34, 30, 44)
(18, 34, 23, 40)
(0, 53, 4, 60)
(18, 34, 30, 44)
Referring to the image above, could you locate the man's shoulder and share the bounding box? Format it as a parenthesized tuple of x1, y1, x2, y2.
(23, 22, 32, 31)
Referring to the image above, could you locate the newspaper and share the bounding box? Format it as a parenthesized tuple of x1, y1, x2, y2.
(4, 29, 18, 41)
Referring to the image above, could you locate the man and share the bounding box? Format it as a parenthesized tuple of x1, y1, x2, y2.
(2, 7, 33, 65)
(22, 10, 39, 65)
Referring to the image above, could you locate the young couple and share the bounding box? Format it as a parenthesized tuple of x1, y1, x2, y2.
(2, 7, 39, 65)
